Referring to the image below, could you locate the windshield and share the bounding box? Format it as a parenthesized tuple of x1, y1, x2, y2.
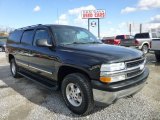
(51, 26, 101, 45)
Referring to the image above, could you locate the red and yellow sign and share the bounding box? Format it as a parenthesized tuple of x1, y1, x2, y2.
(81, 10, 106, 19)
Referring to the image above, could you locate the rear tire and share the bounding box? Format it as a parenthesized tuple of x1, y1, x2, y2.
(142, 45, 148, 54)
(155, 51, 160, 62)
(10, 59, 21, 78)
(61, 73, 94, 115)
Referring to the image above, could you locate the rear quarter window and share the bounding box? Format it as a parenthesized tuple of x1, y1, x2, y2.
(8, 30, 23, 43)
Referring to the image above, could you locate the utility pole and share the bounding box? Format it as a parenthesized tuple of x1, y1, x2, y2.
(140, 24, 142, 33)
(129, 24, 131, 35)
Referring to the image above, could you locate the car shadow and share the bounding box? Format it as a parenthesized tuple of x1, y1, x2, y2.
(0, 65, 108, 118)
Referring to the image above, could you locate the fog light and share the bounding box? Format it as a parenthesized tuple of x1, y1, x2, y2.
(100, 77, 112, 83)
(100, 74, 126, 83)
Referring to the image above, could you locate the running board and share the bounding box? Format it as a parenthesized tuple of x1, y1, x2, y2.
(18, 71, 59, 91)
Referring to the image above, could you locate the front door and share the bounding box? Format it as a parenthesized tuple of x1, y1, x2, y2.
(28, 28, 57, 80)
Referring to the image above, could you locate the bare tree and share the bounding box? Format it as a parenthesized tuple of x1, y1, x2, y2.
(0, 25, 15, 36)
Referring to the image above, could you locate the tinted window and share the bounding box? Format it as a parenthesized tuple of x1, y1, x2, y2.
(21, 30, 34, 45)
(116, 35, 125, 39)
(8, 30, 23, 43)
(34, 29, 50, 46)
(135, 33, 149, 39)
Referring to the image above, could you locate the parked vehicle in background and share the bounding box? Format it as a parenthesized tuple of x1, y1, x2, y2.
(116, 35, 134, 46)
(102, 36, 115, 45)
(102, 35, 133, 46)
(150, 28, 160, 61)
(6, 24, 149, 115)
(120, 33, 151, 54)
(0, 37, 7, 52)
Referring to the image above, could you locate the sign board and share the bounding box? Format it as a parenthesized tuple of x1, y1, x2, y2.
(82, 10, 106, 19)
(91, 21, 96, 27)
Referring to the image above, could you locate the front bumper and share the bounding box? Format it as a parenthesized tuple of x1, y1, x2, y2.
(91, 67, 149, 104)
(93, 81, 146, 104)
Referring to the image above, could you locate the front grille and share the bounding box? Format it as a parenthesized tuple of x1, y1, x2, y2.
(126, 58, 144, 68)
(125, 58, 145, 79)
(127, 69, 143, 78)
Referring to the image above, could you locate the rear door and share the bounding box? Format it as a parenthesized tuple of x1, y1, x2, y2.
(16, 29, 35, 69)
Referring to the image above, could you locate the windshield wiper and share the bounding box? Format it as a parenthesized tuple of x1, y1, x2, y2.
(63, 41, 102, 45)
(64, 42, 88, 45)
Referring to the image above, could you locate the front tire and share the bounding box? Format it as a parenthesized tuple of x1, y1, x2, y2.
(61, 73, 94, 115)
(10, 59, 21, 78)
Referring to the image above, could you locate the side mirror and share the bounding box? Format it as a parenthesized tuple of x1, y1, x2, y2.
(36, 39, 52, 47)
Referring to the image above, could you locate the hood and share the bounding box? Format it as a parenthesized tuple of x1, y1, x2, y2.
(62, 44, 143, 63)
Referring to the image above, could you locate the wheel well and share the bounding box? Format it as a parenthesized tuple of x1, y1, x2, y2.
(9, 54, 14, 63)
(143, 43, 149, 47)
(58, 66, 90, 88)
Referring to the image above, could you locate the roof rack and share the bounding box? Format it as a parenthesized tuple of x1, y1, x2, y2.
(18, 24, 43, 30)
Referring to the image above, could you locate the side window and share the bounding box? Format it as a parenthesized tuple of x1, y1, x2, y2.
(21, 30, 34, 45)
(34, 29, 50, 46)
(8, 30, 23, 43)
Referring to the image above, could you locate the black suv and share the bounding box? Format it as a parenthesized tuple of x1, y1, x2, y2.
(6, 24, 149, 115)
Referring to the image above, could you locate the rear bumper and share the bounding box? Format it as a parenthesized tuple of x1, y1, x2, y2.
(91, 67, 149, 104)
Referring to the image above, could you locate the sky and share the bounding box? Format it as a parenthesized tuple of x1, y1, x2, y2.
(0, 0, 160, 37)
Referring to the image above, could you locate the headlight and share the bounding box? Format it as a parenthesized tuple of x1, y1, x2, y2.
(100, 62, 125, 72)
(100, 62, 126, 83)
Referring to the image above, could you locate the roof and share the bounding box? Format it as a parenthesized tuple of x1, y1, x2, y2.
(16, 24, 84, 31)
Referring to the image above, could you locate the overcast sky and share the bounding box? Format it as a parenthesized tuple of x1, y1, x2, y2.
(0, 0, 160, 37)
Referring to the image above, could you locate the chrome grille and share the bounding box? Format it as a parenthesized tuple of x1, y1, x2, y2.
(125, 58, 145, 79)
(127, 69, 143, 78)
(126, 58, 144, 68)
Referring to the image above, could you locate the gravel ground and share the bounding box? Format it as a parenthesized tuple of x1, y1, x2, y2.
(0, 52, 160, 120)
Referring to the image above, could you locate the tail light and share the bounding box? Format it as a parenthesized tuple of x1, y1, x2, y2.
(114, 39, 121, 45)
(135, 39, 139, 45)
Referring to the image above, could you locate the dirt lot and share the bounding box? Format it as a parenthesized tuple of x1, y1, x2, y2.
(0, 52, 160, 120)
